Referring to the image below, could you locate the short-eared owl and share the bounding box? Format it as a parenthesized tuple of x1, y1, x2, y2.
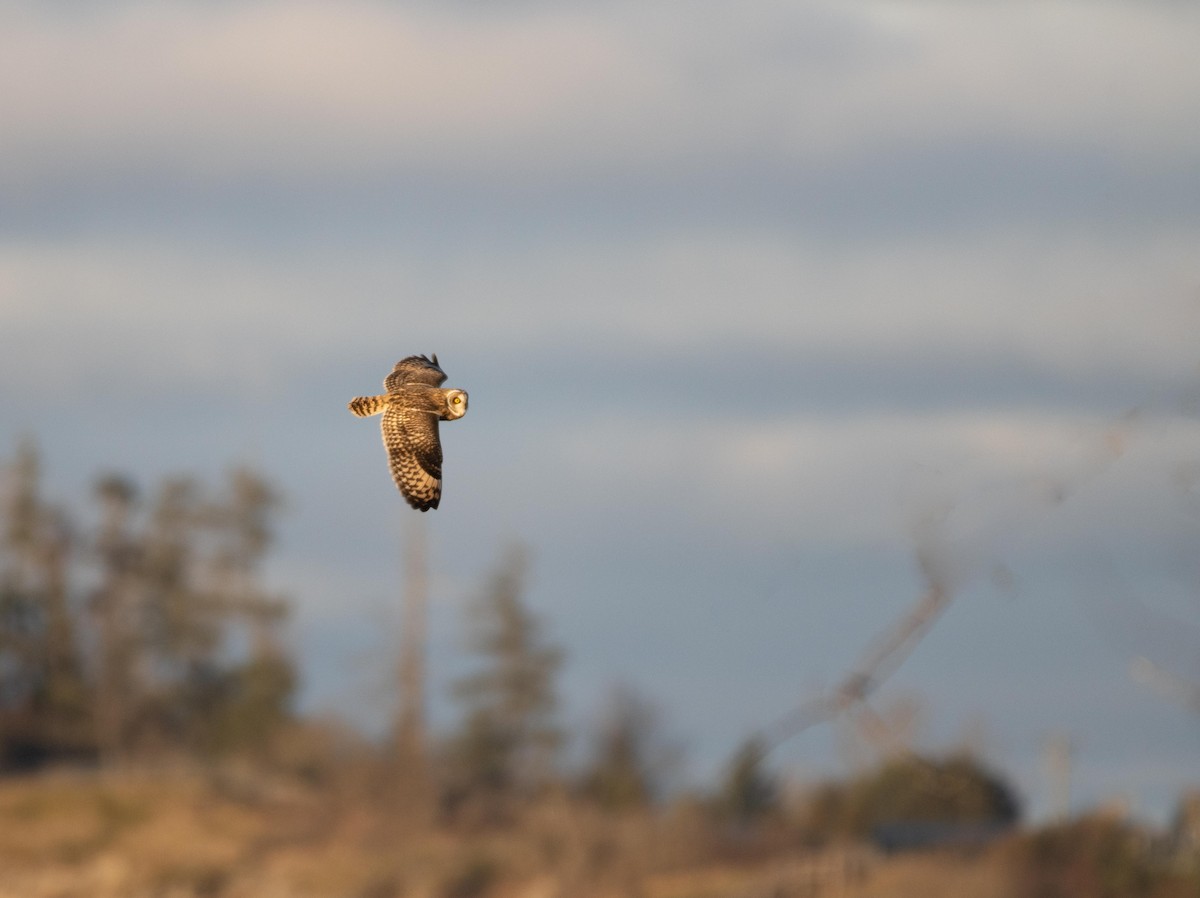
(348, 354, 468, 511)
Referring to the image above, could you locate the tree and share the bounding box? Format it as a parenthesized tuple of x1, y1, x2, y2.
(1006, 813, 1200, 898)
(443, 548, 563, 822)
(577, 684, 681, 812)
(1, 442, 296, 768)
(111, 468, 295, 759)
(90, 472, 141, 761)
(798, 751, 1019, 843)
(193, 467, 293, 757)
(716, 735, 779, 827)
(0, 441, 91, 767)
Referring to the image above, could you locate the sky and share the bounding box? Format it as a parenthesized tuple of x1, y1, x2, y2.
(1, 0, 1198, 824)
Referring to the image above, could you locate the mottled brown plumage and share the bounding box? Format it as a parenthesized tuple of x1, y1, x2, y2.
(348, 354, 468, 511)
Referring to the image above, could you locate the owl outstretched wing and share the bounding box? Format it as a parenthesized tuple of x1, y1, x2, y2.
(381, 403, 444, 511)
(385, 353, 446, 392)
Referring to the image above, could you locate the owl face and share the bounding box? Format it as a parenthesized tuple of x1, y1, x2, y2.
(444, 389, 469, 419)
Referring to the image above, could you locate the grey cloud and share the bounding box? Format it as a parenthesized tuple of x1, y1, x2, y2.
(7, 136, 1198, 249)
(2, 2, 1198, 189)
(3, 221, 1195, 405)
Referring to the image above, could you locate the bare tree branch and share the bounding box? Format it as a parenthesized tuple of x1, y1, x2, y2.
(1131, 656, 1200, 716)
(762, 580, 953, 754)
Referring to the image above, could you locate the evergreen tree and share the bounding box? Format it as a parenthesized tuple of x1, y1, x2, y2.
(1, 442, 296, 768)
(445, 548, 563, 821)
(0, 442, 91, 767)
(578, 684, 680, 811)
(121, 469, 295, 758)
(717, 735, 778, 826)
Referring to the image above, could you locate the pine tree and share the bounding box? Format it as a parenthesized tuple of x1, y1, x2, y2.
(578, 684, 679, 811)
(1, 444, 295, 768)
(0, 441, 92, 767)
(445, 548, 563, 822)
(717, 735, 778, 826)
(91, 466, 294, 762)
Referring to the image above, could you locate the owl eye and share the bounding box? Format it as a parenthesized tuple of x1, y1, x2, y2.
(451, 395, 462, 404)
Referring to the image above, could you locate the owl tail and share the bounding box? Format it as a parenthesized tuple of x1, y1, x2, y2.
(348, 395, 389, 417)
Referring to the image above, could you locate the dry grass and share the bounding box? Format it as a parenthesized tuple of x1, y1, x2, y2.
(838, 851, 1012, 898)
(0, 769, 1190, 898)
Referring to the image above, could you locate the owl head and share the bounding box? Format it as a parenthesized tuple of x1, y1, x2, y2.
(444, 389, 469, 419)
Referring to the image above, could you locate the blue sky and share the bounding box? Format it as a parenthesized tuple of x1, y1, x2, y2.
(2, 0, 1198, 823)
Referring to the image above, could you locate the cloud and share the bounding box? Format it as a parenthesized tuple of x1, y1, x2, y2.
(1, 0, 1197, 192)
(2, 223, 1195, 403)
(0, 1, 662, 184)
(0, 238, 351, 395)
(502, 403, 1200, 562)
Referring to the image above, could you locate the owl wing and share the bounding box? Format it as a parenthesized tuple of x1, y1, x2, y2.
(385, 354, 446, 391)
(381, 403, 444, 511)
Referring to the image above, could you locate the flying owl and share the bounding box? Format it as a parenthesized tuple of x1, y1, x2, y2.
(348, 354, 468, 511)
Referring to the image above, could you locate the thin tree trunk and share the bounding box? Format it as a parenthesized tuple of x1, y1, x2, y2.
(394, 516, 431, 826)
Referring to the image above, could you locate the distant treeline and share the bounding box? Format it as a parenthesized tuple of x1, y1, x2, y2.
(0, 441, 1023, 840)
(0, 441, 292, 769)
(6, 444, 1200, 898)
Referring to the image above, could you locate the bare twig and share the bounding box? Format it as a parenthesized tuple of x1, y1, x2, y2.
(762, 581, 953, 754)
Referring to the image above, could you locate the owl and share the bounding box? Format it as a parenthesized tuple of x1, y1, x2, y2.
(348, 354, 468, 511)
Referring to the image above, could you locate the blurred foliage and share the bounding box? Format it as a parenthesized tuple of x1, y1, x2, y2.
(1167, 790, 1200, 879)
(0, 441, 295, 769)
(715, 735, 779, 827)
(3, 441, 1199, 898)
(0, 441, 92, 765)
(577, 684, 682, 813)
(1003, 813, 1200, 898)
(441, 547, 563, 825)
(797, 752, 1020, 843)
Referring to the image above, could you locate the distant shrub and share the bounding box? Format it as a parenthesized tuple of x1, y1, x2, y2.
(796, 751, 1019, 844)
(1004, 813, 1200, 898)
